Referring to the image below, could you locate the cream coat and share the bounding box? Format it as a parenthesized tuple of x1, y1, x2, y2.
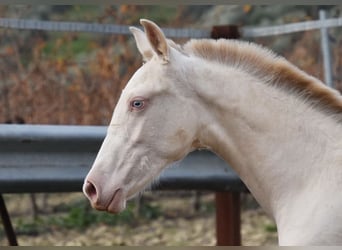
(84, 19, 342, 245)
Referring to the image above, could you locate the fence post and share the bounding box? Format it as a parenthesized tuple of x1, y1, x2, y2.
(215, 192, 241, 245)
(211, 24, 242, 246)
(0, 194, 18, 246)
(319, 9, 334, 88)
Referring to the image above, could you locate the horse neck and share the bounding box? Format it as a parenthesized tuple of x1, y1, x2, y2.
(188, 57, 342, 220)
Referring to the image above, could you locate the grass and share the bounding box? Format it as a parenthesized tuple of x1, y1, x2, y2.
(13, 199, 162, 235)
(16, 218, 46, 236)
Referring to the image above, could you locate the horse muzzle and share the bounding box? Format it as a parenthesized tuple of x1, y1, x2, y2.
(83, 180, 126, 214)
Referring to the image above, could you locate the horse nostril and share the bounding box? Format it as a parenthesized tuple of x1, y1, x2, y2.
(84, 180, 98, 203)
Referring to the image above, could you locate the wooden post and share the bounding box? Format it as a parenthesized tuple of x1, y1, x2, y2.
(215, 192, 241, 245)
(211, 25, 240, 40)
(0, 194, 18, 246)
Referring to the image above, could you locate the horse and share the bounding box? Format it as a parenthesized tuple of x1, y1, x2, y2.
(83, 19, 342, 245)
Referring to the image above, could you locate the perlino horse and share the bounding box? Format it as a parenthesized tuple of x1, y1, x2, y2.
(84, 19, 342, 245)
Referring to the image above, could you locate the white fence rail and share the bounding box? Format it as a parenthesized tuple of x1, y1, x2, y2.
(0, 18, 211, 38)
(242, 15, 342, 37)
(1, 15, 342, 38)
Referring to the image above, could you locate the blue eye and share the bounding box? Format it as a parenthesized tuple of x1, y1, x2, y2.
(132, 100, 143, 108)
(130, 99, 146, 110)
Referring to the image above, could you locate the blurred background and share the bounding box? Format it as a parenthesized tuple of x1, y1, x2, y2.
(0, 5, 341, 246)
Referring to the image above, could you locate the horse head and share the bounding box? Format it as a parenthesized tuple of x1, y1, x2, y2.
(83, 19, 200, 213)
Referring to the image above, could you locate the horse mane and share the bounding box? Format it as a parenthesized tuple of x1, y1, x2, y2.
(182, 39, 342, 117)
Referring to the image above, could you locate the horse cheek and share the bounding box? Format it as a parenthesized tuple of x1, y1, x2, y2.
(165, 128, 192, 161)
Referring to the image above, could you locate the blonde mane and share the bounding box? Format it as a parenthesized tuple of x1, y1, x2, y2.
(183, 39, 342, 117)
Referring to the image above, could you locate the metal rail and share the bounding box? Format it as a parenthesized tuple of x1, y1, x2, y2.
(0, 124, 245, 193)
(0, 124, 246, 246)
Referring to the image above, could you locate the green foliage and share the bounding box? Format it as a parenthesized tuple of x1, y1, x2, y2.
(42, 34, 93, 59)
(198, 200, 216, 214)
(62, 5, 103, 22)
(16, 217, 47, 236)
(138, 203, 161, 220)
(50, 203, 97, 229)
(13, 200, 162, 235)
(49, 202, 126, 230)
(264, 223, 277, 233)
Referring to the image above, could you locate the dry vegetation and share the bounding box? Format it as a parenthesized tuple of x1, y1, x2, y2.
(0, 5, 188, 125)
(1, 192, 278, 246)
(0, 12, 137, 124)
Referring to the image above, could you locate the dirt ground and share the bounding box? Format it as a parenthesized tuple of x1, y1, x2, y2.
(0, 192, 278, 246)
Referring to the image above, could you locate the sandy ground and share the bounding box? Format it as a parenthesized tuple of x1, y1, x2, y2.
(0, 192, 278, 246)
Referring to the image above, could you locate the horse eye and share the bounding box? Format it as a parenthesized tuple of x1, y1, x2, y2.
(130, 99, 145, 110)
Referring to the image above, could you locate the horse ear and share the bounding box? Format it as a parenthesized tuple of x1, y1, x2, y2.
(140, 19, 169, 63)
(129, 26, 154, 62)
